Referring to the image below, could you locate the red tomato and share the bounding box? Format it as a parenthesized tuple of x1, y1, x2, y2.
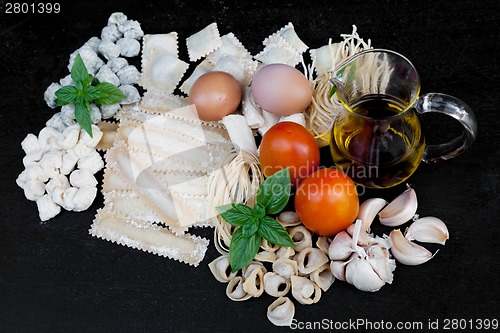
(294, 168, 359, 236)
(259, 122, 320, 186)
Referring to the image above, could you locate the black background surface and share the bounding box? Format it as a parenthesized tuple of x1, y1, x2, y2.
(1, 1, 499, 332)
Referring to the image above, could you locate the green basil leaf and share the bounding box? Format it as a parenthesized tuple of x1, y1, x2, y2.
(82, 74, 94, 88)
(71, 53, 89, 85)
(252, 203, 266, 219)
(241, 218, 259, 238)
(258, 216, 295, 248)
(75, 101, 93, 138)
(256, 168, 291, 215)
(55, 85, 78, 106)
(216, 203, 253, 227)
(95, 82, 126, 105)
(84, 86, 102, 102)
(329, 85, 336, 99)
(229, 227, 261, 272)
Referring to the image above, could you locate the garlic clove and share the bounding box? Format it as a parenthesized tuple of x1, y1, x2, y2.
(366, 245, 396, 284)
(328, 231, 354, 261)
(357, 198, 388, 231)
(379, 185, 418, 227)
(390, 229, 433, 265)
(405, 216, 449, 245)
(345, 254, 385, 292)
(330, 260, 347, 281)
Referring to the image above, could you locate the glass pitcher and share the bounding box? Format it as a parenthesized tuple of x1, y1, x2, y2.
(329, 49, 477, 188)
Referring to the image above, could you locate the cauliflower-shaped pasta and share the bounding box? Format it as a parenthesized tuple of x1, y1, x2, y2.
(77, 150, 104, 174)
(95, 65, 120, 87)
(117, 65, 141, 85)
(45, 174, 70, 195)
(101, 24, 121, 42)
(72, 186, 98, 212)
(116, 38, 140, 57)
(39, 150, 63, 178)
(107, 57, 128, 73)
(24, 179, 46, 201)
(43, 82, 61, 109)
(69, 169, 98, 188)
(36, 194, 61, 221)
(98, 40, 120, 60)
(21, 134, 41, 154)
(60, 150, 79, 175)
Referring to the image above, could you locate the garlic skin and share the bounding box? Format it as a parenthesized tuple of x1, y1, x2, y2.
(390, 229, 433, 265)
(357, 198, 388, 231)
(405, 217, 449, 245)
(379, 185, 417, 227)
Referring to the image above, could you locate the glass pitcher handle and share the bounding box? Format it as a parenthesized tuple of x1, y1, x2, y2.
(414, 93, 477, 163)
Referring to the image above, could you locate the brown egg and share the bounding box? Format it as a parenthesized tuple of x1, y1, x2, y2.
(251, 63, 312, 116)
(188, 71, 242, 121)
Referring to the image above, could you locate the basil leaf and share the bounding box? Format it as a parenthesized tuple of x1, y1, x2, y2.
(82, 74, 94, 88)
(256, 168, 291, 215)
(75, 100, 93, 138)
(329, 85, 336, 99)
(252, 203, 266, 219)
(258, 216, 295, 248)
(55, 86, 77, 106)
(229, 227, 261, 272)
(71, 53, 89, 85)
(216, 203, 253, 227)
(95, 82, 126, 105)
(241, 218, 259, 238)
(84, 86, 102, 102)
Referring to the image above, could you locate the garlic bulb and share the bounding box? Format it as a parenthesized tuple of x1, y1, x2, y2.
(328, 220, 395, 292)
(379, 185, 417, 226)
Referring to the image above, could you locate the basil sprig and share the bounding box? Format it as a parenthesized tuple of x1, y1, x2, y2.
(54, 53, 125, 137)
(216, 168, 295, 272)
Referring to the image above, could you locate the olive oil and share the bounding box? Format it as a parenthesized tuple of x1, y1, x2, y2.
(330, 95, 425, 188)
